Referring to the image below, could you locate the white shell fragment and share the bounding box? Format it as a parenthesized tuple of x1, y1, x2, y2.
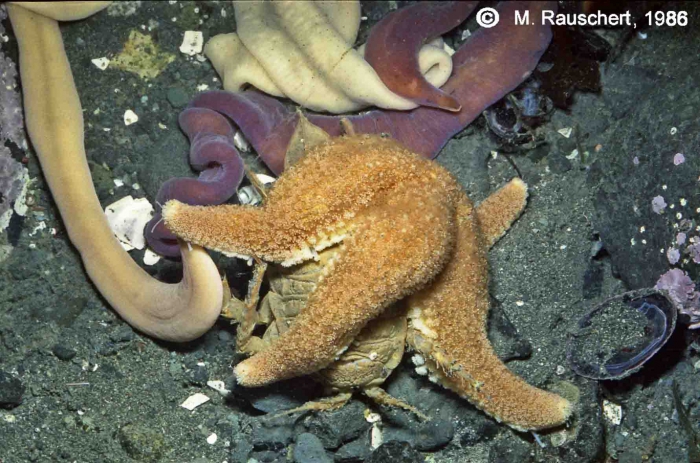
(105, 196, 154, 251)
(237, 185, 264, 206)
(364, 411, 381, 423)
(602, 399, 622, 425)
(143, 248, 161, 266)
(370, 424, 383, 449)
(180, 392, 210, 411)
(256, 174, 276, 185)
(557, 127, 573, 138)
(12, 170, 30, 218)
(2, 167, 30, 233)
(207, 380, 231, 397)
(233, 131, 250, 152)
(123, 109, 139, 126)
(206, 433, 218, 445)
(180, 30, 204, 56)
(91, 57, 110, 70)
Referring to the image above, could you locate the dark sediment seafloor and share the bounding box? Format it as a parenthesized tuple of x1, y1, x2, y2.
(1, 2, 700, 462)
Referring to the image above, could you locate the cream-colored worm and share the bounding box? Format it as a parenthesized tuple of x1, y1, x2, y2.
(8, 2, 223, 342)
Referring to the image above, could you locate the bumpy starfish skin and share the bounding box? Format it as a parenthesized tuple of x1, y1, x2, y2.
(163, 135, 572, 430)
(406, 179, 572, 431)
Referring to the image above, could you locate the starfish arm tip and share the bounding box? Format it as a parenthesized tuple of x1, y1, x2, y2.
(510, 177, 528, 195)
(557, 396, 575, 422)
(233, 360, 260, 387)
(526, 394, 574, 431)
(161, 199, 184, 221)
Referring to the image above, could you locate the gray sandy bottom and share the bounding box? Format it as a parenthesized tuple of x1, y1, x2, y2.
(1, 2, 700, 462)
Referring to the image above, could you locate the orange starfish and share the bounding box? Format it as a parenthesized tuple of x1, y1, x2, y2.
(163, 135, 572, 430)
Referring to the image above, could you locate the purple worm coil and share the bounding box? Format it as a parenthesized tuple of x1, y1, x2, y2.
(145, 107, 245, 257)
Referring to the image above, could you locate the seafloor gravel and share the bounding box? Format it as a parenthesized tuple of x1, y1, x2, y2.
(1, 2, 700, 462)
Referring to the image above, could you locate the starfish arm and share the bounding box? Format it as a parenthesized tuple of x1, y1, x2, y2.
(234, 183, 457, 386)
(162, 201, 298, 261)
(476, 178, 528, 249)
(407, 191, 572, 431)
(164, 136, 450, 266)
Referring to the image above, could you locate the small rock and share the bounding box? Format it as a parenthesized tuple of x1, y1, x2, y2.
(0, 371, 24, 408)
(187, 365, 209, 386)
(548, 154, 573, 173)
(613, 431, 627, 449)
(488, 436, 532, 463)
(293, 433, 332, 463)
(379, 400, 454, 451)
(459, 420, 501, 447)
(618, 449, 643, 463)
(244, 390, 302, 414)
(118, 422, 165, 462)
(381, 427, 415, 448)
(334, 435, 372, 463)
(52, 296, 88, 327)
(52, 344, 77, 361)
(366, 441, 424, 463)
(235, 378, 320, 413)
(229, 437, 253, 463)
(382, 412, 454, 451)
(218, 330, 233, 342)
(250, 417, 294, 450)
(166, 87, 189, 108)
(582, 260, 604, 299)
(110, 326, 135, 343)
(97, 341, 121, 356)
(250, 450, 285, 462)
(488, 301, 532, 362)
(413, 417, 454, 451)
(301, 400, 370, 449)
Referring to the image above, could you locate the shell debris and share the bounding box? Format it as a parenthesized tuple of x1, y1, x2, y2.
(123, 110, 138, 126)
(603, 399, 622, 425)
(91, 57, 110, 70)
(180, 31, 203, 56)
(180, 392, 210, 411)
(557, 127, 573, 138)
(206, 380, 231, 397)
(105, 196, 154, 251)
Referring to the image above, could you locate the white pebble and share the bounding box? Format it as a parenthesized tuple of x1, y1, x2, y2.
(179, 30, 203, 56)
(91, 57, 110, 70)
(123, 109, 138, 126)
